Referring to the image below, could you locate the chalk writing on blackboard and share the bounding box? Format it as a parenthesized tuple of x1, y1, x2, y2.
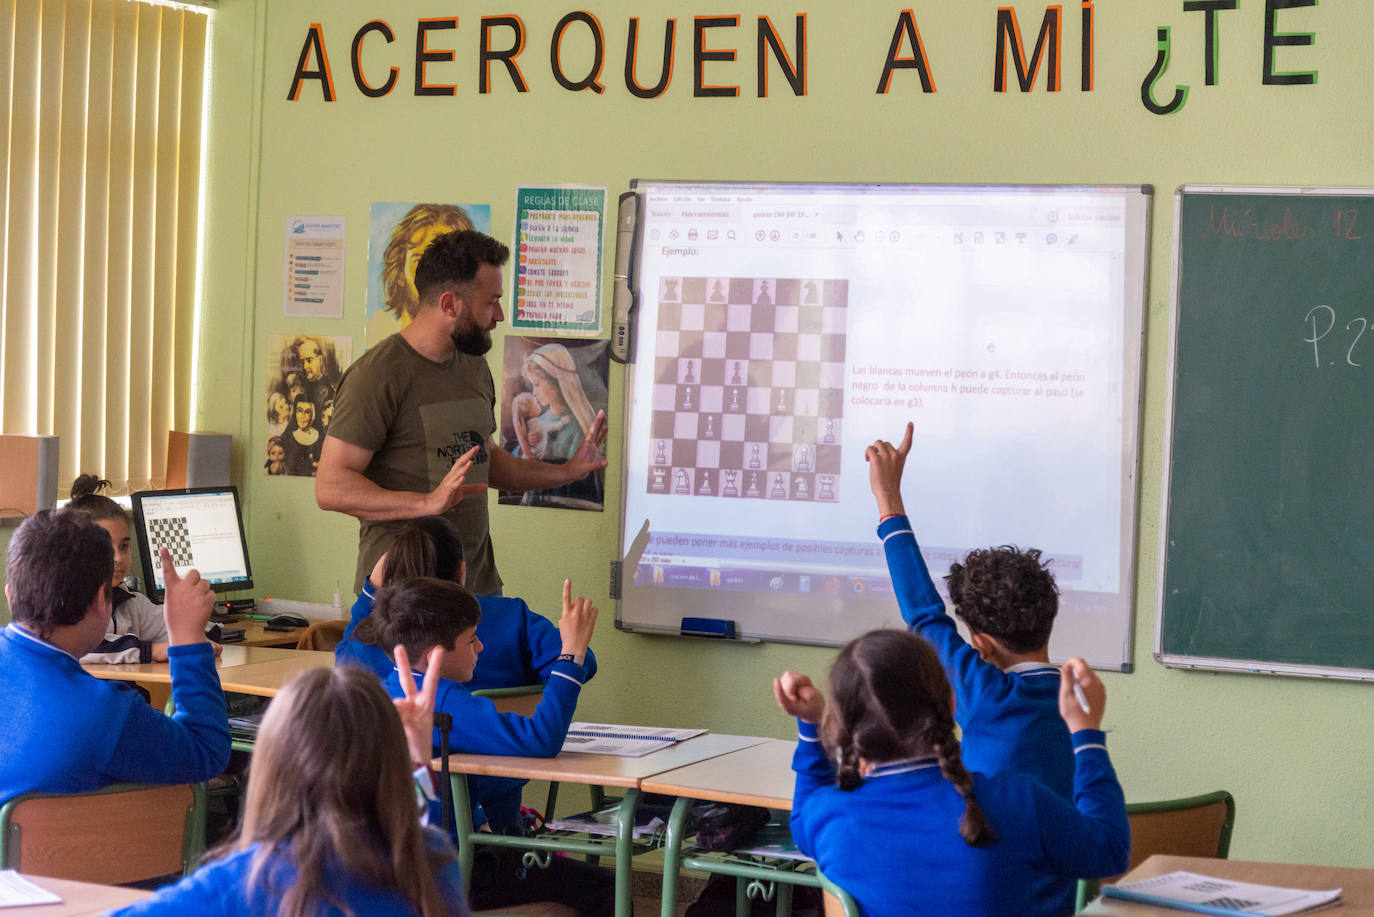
(1304, 306, 1369, 368)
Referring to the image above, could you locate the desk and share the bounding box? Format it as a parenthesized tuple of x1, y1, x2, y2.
(235, 620, 309, 647)
(643, 740, 823, 917)
(435, 733, 768, 917)
(85, 647, 334, 697)
(4, 874, 149, 915)
(1079, 855, 1374, 915)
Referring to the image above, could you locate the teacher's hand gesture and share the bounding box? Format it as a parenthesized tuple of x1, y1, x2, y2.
(425, 445, 486, 515)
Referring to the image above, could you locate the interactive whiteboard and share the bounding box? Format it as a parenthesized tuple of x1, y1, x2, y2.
(615, 182, 1150, 669)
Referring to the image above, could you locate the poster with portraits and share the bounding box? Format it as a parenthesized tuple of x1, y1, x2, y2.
(498, 336, 610, 510)
(265, 334, 352, 477)
(364, 202, 492, 350)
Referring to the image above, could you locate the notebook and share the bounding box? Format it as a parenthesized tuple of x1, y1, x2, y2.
(559, 723, 707, 757)
(1102, 871, 1343, 916)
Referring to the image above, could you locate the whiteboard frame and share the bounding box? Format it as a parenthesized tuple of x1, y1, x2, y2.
(614, 180, 1151, 670)
(1156, 184, 1374, 682)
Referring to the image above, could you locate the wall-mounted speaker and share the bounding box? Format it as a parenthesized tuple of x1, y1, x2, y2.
(165, 431, 232, 489)
(0, 434, 59, 518)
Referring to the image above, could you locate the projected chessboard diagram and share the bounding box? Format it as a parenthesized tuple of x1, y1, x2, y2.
(648, 276, 847, 502)
(146, 516, 195, 567)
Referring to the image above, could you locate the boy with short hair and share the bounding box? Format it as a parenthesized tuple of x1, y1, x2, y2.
(867, 424, 1079, 917)
(0, 510, 231, 806)
(373, 575, 612, 916)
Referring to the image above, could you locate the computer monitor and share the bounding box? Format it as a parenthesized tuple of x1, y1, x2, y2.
(132, 486, 253, 600)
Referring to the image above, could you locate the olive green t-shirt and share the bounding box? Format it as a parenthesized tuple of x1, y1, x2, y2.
(327, 333, 500, 595)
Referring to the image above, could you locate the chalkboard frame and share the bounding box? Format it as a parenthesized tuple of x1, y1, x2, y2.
(1156, 185, 1374, 682)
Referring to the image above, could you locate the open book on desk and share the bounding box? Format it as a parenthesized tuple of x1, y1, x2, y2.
(559, 723, 707, 757)
(1103, 871, 1342, 916)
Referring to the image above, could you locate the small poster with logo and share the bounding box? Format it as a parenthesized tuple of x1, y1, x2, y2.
(511, 186, 605, 334)
(283, 216, 345, 317)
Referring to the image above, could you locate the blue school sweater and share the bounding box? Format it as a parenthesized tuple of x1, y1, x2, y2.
(879, 515, 1073, 793)
(789, 721, 1129, 917)
(880, 514, 1078, 915)
(105, 827, 469, 916)
(336, 582, 598, 688)
(384, 657, 587, 832)
(0, 624, 230, 807)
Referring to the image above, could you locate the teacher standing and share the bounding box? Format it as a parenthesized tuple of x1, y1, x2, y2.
(317, 230, 607, 596)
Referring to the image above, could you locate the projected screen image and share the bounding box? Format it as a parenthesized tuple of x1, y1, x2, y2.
(133, 488, 253, 595)
(619, 182, 1147, 651)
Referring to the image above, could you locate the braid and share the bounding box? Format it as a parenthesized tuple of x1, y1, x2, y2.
(835, 734, 863, 792)
(930, 711, 996, 846)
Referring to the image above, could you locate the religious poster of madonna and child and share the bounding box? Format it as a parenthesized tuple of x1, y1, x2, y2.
(497, 336, 610, 511)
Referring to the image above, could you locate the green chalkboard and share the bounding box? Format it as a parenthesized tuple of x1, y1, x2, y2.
(1159, 187, 1374, 679)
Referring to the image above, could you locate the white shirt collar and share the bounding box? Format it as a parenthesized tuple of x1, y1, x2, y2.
(7, 622, 78, 661)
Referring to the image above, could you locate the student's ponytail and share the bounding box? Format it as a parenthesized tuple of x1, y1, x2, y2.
(824, 629, 1000, 846)
(834, 730, 863, 792)
(67, 474, 128, 522)
(929, 710, 996, 846)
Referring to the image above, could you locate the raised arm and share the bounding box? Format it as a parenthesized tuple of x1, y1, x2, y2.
(103, 549, 229, 782)
(869, 424, 1001, 715)
(1030, 660, 1130, 877)
(316, 436, 484, 521)
(774, 671, 833, 857)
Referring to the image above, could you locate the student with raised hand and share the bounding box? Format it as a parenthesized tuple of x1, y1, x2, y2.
(335, 516, 599, 834)
(0, 511, 230, 806)
(775, 630, 1129, 917)
(65, 474, 221, 665)
(337, 514, 597, 689)
(373, 576, 613, 917)
(869, 422, 1079, 912)
(108, 655, 470, 917)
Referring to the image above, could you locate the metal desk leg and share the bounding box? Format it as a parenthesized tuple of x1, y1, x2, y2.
(449, 772, 476, 896)
(611, 787, 642, 917)
(659, 795, 695, 917)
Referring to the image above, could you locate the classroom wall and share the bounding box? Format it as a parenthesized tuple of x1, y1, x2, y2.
(23, 0, 1366, 867)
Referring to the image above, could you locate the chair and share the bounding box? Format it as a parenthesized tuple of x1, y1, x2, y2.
(1076, 790, 1236, 909)
(0, 782, 207, 885)
(818, 868, 862, 917)
(296, 619, 347, 651)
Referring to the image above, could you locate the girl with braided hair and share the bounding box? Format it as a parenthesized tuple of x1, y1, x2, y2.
(774, 630, 1130, 917)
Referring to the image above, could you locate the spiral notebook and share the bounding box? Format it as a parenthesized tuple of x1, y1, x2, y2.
(1102, 871, 1342, 916)
(559, 723, 707, 757)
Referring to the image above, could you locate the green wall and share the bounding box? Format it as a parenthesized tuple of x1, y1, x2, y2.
(183, 0, 1372, 868)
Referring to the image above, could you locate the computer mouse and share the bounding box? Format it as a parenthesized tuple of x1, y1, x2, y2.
(268, 613, 309, 628)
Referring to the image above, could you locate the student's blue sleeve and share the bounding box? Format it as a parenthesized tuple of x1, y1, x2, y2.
(101, 856, 235, 917)
(103, 642, 230, 785)
(521, 600, 598, 683)
(436, 659, 587, 758)
(787, 719, 833, 858)
(1027, 729, 1131, 878)
(878, 513, 998, 716)
(342, 581, 375, 641)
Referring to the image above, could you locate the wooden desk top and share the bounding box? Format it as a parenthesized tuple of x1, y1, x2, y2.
(84, 644, 302, 683)
(641, 738, 796, 809)
(5, 874, 149, 915)
(1079, 855, 1374, 915)
(215, 651, 335, 696)
(432, 733, 771, 789)
(236, 620, 308, 647)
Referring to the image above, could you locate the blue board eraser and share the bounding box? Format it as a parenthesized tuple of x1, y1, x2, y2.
(680, 617, 736, 639)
